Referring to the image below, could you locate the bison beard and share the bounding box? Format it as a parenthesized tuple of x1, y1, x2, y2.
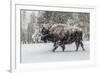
(41, 25, 85, 52)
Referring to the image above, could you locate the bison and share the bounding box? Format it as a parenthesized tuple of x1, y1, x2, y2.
(41, 24, 85, 52)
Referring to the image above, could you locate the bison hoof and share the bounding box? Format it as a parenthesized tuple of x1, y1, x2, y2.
(75, 49, 78, 52)
(83, 49, 85, 51)
(52, 50, 55, 52)
(63, 50, 65, 52)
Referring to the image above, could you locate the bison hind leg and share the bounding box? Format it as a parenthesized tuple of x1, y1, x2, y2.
(61, 44, 65, 52)
(80, 41, 85, 51)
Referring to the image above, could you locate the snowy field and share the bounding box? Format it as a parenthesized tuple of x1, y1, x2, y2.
(21, 41, 90, 64)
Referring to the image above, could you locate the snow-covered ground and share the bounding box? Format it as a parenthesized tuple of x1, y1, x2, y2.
(21, 41, 89, 64)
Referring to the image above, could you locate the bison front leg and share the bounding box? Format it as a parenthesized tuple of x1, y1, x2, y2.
(75, 41, 79, 51)
(52, 42, 58, 52)
(52, 46, 58, 52)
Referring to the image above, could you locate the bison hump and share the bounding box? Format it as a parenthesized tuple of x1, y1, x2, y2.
(49, 24, 65, 40)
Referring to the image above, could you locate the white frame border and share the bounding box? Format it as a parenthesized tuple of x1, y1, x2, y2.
(11, 2, 96, 73)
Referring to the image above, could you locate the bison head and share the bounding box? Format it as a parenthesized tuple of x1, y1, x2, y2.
(41, 26, 50, 43)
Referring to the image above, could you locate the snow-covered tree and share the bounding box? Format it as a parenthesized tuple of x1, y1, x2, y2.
(21, 10, 90, 44)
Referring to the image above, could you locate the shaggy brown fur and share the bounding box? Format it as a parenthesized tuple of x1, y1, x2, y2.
(49, 24, 65, 40)
(48, 24, 82, 40)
